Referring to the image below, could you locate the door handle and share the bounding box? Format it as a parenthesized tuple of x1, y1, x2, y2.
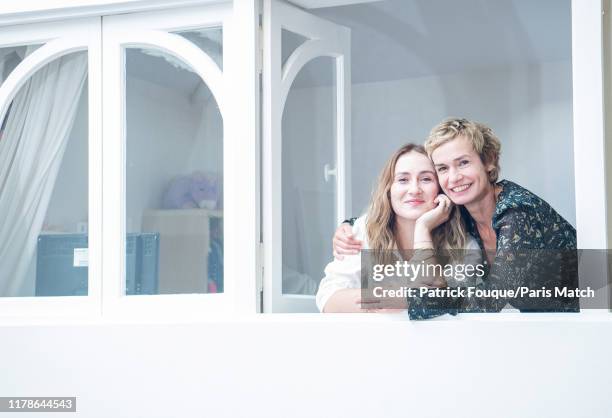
(324, 163, 337, 183)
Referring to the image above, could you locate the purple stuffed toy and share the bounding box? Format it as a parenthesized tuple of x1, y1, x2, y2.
(162, 171, 220, 210)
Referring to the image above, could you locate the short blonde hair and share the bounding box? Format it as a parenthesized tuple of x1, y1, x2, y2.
(424, 117, 502, 183)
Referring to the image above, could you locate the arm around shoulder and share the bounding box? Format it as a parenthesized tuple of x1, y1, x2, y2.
(316, 216, 368, 312)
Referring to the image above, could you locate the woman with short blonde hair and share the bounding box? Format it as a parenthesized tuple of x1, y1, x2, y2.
(425, 118, 501, 183)
(334, 117, 579, 318)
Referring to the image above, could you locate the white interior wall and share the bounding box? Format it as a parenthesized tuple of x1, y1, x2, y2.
(125, 76, 204, 231)
(350, 59, 575, 225)
(286, 59, 575, 227)
(186, 84, 223, 176)
(0, 317, 610, 418)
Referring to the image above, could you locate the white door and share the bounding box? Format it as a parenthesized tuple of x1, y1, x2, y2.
(263, 0, 351, 312)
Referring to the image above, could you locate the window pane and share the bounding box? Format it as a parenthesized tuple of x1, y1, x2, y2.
(282, 29, 309, 68)
(0, 44, 42, 84)
(282, 56, 337, 296)
(174, 27, 223, 70)
(0, 50, 88, 297)
(125, 46, 223, 295)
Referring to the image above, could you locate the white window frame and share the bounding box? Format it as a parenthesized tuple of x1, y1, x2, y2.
(0, 0, 607, 321)
(0, 17, 102, 318)
(101, 2, 259, 320)
(102, 5, 230, 319)
(0, 0, 260, 320)
(262, 0, 610, 314)
(572, 0, 610, 312)
(262, 0, 351, 313)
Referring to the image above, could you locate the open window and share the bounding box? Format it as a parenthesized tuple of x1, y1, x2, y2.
(263, 0, 352, 312)
(262, 0, 603, 313)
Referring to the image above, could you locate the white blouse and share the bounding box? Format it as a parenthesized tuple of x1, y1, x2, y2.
(315, 215, 483, 312)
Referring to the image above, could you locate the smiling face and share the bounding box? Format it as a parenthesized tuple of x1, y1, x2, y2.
(430, 135, 495, 206)
(389, 151, 439, 221)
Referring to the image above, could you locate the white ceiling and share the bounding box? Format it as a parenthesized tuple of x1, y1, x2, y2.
(309, 0, 572, 84)
(126, 0, 571, 92)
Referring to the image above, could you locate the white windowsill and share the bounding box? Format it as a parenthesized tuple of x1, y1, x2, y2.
(0, 310, 610, 327)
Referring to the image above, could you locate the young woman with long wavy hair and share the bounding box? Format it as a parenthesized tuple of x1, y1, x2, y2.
(317, 143, 480, 313)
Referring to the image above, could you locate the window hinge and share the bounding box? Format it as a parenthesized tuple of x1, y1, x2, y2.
(257, 25, 264, 75)
(257, 241, 264, 312)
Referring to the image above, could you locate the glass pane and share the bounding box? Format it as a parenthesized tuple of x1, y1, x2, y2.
(282, 57, 337, 295)
(0, 44, 42, 84)
(282, 29, 309, 68)
(0, 51, 88, 297)
(175, 27, 223, 70)
(125, 47, 223, 295)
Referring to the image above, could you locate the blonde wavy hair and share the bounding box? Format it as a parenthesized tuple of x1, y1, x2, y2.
(424, 117, 502, 183)
(366, 144, 468, 263)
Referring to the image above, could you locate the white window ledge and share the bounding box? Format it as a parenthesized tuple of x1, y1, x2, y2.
(0, 310, 610, 327)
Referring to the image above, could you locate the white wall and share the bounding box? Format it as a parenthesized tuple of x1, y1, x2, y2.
(186, 83, 223, 176)
(0, 316, 610, 418)
(125, 76, 203, 231)
(296, 60, 576, 222)
(349, 60, 575, 225)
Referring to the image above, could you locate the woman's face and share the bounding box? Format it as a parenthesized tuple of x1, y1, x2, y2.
(430, 135, 494, 206)
(390, 151, 439, 221)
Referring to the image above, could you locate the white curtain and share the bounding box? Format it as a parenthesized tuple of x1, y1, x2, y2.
(0, 51, 87, 296)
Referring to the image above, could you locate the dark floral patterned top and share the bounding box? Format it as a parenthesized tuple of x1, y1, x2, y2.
(408, 180, 579, 320)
